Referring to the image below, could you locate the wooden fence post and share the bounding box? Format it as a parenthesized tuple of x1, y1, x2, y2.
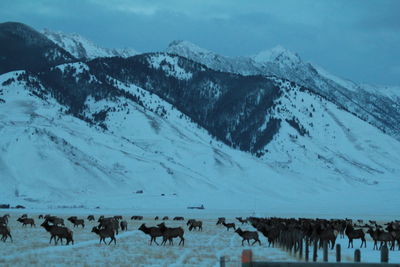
(242, 249, 253, 267)
(354, 249, 361, 262)
(381, 244, 389, 263)
(313, 241, 318, 262)
(305, 238, 309, 262)
(220, 256, 225, 267)
(323, 241, 328, 262)
(336, 244, 341, 262)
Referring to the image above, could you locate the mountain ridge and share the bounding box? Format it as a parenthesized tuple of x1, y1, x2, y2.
(43, 29, 139, 60)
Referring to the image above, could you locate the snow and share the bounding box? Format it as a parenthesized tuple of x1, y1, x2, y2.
(52, 62, 98, 83)
(167, 40, 216, 60)
(253, 45, 302, 67)
(43, 29, 138, 60)
(54, 62, 89, 73)
(1, 212, 400, 266)
(148, 54, 193, 80)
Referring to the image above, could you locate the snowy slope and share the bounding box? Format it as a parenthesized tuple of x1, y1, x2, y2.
(1, 69, 400, 217)
(43, 29, 138, 60)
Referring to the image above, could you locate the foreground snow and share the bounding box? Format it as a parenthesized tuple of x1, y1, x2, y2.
(0, 211, 400, 266)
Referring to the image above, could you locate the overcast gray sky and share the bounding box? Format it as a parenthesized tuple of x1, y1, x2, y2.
(1, 0, 399, 85)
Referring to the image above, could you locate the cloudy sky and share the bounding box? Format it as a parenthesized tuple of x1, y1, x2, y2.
(1, 0, 399, 85)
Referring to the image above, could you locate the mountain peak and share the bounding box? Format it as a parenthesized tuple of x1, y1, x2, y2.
(166, 40, 214, 57)
(0, 22, 54, 46)
(43, 29, 138, 60)
(0, 22, 74, 74)
(253, 45, 302, 67)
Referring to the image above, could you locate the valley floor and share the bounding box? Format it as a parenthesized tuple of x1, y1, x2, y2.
(1, 210, 400, 266)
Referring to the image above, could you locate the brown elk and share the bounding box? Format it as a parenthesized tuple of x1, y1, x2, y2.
(157, 222, 184, 246)
(235, 228, 261, 246)
(92, 226, 116, 245)
(345, 224, 366, 248)
(138, 223, 163, 245)
(17, 217, 35, 227)
(40, 220, 73, 245)
(120, 220, 128, 231)
(0, 224, 12, 242)
(67, 217, 85, 228)
(222, 222, 236, 231)
(187, 220, 203, 231)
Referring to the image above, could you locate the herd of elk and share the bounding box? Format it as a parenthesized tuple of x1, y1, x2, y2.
(2, 212, 400, 251)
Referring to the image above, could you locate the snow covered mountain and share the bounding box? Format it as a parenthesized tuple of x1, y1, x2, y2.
(1, 22, 400, 215)
(167, 40, 400, 141)
(43, 29, 138, 60)
(0, 22, 75, 74)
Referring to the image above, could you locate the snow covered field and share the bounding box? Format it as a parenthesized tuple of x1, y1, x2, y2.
(1, 210, 400, 266)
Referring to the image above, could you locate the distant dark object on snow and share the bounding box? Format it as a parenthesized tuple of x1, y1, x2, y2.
(0, 204, 10, 209)
(15, 205, 25, 209)
(95, 206, 100, 209)
(161, 194, 165, 196)
(136, 190, 143, 194)
(187, 204, 204, 210)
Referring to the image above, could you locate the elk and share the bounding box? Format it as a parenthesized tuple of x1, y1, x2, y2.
(157, 222, 185, 246)
(216, 217, 225, 225)
(235, 228, 261, 246)
(314, 225, 338, 249)
(131, 216, 143, 220)
(0, 224, 12, 242)
(173, 216, 184, 221)
(40, 220, 73, 245)
(367, 228, 395, 250)
(187, 220, 203, 231)
(0, 214, 10, 225)
(67, 217, 85, 228)
(345, 224, 366, 248)
(120, 220, 128, 231)
(17, 217, 35, 227)
(256, 224, 280, 247)
(222, 222, 236, 231)
(87, 215, 95, 221)
(138, 223, 163, 245)
(91, 226, 116, 245)
(98, 217, 119, 235)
